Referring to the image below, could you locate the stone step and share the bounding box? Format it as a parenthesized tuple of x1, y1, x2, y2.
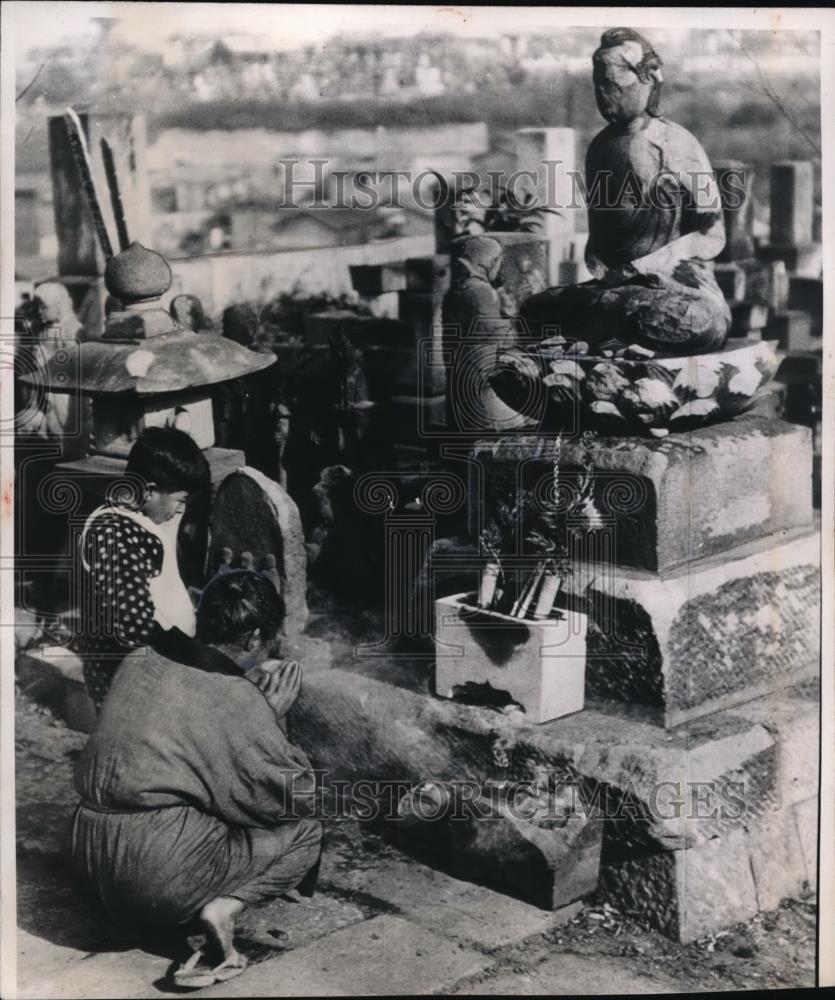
(290, 627, 818, 943)
(198, 915, 487, 997)
(469, 415, 814, 573)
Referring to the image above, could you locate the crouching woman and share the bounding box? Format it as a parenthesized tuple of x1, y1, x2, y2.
(68, 571, 322, 989)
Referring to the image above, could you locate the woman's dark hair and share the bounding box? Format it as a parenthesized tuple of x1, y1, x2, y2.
(126, 426, 210, 495)
(196, 570, 286, 645)
(595, 27, 664, 116)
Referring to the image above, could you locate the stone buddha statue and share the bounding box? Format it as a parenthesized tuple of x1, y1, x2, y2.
(520, 27, 731, 354)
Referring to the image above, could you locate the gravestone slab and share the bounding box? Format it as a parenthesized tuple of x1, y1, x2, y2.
(469, 416, 813, 573)
(209, 466, 308, 634)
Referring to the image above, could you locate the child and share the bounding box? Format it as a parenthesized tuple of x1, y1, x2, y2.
(75, 426, 214, 710)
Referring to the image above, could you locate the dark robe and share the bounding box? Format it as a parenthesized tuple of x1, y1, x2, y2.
(69, 649, 322, 930)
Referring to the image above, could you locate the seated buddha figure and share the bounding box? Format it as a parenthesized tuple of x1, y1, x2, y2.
(520, 27, 731, 354)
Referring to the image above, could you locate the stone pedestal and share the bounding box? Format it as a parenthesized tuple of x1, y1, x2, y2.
(469, 416, 813, 573)
(563, 527, 820, 727)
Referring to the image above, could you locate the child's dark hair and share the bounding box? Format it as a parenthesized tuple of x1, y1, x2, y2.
(126, 426, 210, 495)
(196, 570, 286, 645)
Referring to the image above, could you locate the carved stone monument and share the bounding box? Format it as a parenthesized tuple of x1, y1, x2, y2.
(520, 28, 732, 353)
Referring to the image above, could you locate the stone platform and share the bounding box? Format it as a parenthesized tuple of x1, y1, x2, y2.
(287, 656, 818, 941)
(469, 416, 813, 573)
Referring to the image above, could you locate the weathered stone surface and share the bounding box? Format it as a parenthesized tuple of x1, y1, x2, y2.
(600, 799, 812, 942)
(746, 805, 807, 912)
(563, 527, 820, 726)
(209, 466, 308, 634)
(199, 915, 487, 997)
(321, 836, 558, 947)
(435, 594, 587, 723)
(714, 160, 756, 263)
(448, 797, 602, 909)
(600, 829, 760, 942)
(291, 656, 812, 859)
(770, 161, 814, 246)
(470, 416, 813, 573)
(487, 232, 550, 305)
(397, 290, 448, 396)
(767, 310, 819, 352)
(792, 796, 818, 888)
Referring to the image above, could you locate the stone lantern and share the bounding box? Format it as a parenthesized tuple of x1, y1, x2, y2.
(21, 241, 274, 490)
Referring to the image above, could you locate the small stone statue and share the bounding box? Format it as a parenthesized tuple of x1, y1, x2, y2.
(20, 282, 83, 447)
(441, 236, 528, 432)
(520, 28, 731, 354)
(261, 553, 282, 595)
(216, 547, 234, 575)
(170, 294, 211, 334)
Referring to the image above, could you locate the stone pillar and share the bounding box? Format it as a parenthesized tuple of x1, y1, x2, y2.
(769, 160, 814, 246)
(714, 160, 755, 262)
(514, 128, 577, 285)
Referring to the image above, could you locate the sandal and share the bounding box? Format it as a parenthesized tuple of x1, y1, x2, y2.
(173, 949, 248, 989)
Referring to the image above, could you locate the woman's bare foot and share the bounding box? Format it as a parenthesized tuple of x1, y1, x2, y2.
(199, 896, 245, 965)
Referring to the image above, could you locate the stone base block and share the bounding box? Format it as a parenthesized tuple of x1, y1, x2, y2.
(564, 527, 820, 727)
(448, 795, 602, 909)
(470, 416, 813, 573)
(435, 593, 587, 723)
(599, 799, 810, 942)
(767, 310, 819, 352)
